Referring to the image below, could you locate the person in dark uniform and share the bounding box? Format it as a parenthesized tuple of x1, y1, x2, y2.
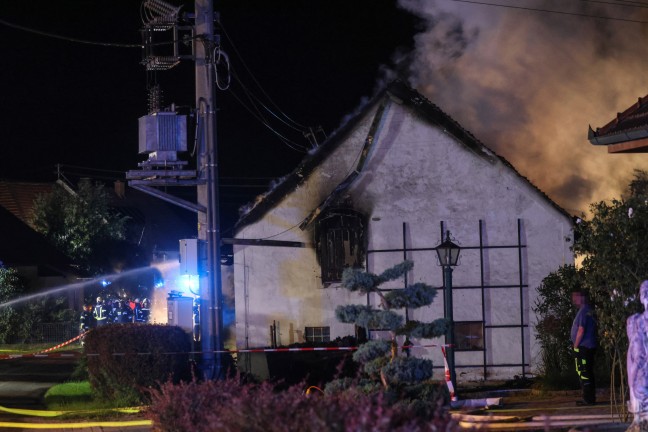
(79, 304, 95, 345)
(571, 290, 597, 405)
(93, 297, 109, 327)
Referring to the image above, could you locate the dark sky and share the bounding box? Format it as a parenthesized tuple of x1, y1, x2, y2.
(0, 1, 419, 228)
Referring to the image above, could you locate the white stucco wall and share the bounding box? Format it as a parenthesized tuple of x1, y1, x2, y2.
(233, 96, 573, 382)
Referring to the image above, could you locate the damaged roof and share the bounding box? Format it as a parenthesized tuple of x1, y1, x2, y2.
(588, 95, 648, 153)
(234, 80, 572, 232)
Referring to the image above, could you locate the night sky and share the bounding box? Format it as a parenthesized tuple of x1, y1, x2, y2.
(0, 1, 419, 230)
(4, 0, 648, 226)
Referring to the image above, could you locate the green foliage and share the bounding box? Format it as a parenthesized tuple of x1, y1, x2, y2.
(0, 266, 74, 343)
(550, 170, 648, 406)
(384, 283, 438, 309)
(32, 179, 130, 275)
(84, 324, 193, 405)
(533, 265, 583, 379)
(573, 183, 648, 356)
(382, 357, 434, 385)
(353, 340, 392, 363)
(340, 268, 383, 293)
(336, 260, 445, 395)
(335, 304, 374, 324)
(378, 260, 414, 281)
(398, 319, 448, 339)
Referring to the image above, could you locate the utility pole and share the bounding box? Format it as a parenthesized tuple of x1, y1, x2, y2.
(128, 0, 224, 380)
(195, 0, 224, 380)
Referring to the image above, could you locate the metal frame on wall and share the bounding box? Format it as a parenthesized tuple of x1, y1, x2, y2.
(365, 219, 529, 379)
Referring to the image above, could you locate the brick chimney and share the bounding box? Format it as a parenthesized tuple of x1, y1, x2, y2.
(114, 180, 126, 199)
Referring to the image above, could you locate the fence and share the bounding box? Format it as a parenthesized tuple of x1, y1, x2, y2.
(27, 322, 76, 344)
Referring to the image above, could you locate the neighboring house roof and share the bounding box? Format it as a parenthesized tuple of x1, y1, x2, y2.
(0, 179, 195, 258)
(0, 181, 54, 229)
(588, 95, 648, 153)
(0, 205, 75, 275)
(234, 80, 572, 232)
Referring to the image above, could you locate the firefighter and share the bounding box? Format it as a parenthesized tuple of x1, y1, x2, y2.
(93, 297, 109, 327)
(79, 304, 95, 345)
(111, 299, 132, 324)
(133, 298, 143, 323)
(140, 298, 151, 323)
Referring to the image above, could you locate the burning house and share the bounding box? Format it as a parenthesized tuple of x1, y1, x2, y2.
(231, 80, 574, 381)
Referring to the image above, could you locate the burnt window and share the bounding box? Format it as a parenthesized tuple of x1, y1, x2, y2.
(315, 208, 366, 283)
(305, 326, 330, 343)
(454, 321, 484, 351)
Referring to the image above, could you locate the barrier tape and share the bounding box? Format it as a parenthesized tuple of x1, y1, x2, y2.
(1, 338, 451, 358)
(441, 346, 457, 402)
(36, 333, 84, 354)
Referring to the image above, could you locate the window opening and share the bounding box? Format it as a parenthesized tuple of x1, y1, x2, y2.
(305, 326, 330, 343)
(454, 321, 484, 350)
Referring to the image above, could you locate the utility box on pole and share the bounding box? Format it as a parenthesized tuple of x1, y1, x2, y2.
(179, 239, 203, 275)
(167, 295, 193, 334)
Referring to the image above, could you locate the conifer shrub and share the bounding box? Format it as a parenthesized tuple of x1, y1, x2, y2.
(146, 376, 459, 432)
(84, 324, 192, 404)
(327, 261, 449, 410)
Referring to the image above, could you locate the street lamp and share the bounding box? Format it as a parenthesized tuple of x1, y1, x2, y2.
(435, 230, 461, 390)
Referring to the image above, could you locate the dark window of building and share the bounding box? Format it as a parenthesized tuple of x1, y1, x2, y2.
(305, 326, 330, 343)
(315, 208, 366, 283)
(454, 322, 484, 350)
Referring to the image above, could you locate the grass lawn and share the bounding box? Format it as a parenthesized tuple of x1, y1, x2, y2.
(43, 381, 146, 420)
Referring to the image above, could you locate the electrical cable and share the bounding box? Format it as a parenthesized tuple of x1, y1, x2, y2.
(219, 22, 310, 130)
(577, 0, 648, 8)
(228, 87, 309, 152)
(212, 47, 231, 91)
(0, 18, 142, 48)
(231, 71, 309, 133)
(0, 16, 193, 49)
(443, 0, 648, 23)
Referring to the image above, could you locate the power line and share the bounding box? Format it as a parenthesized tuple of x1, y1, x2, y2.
(578, 0, 648, 8)
(228, 89, 309, 153)
(219, 22, 310, 131)
(444, 0, 648, 24)
(0, 17, 142, 48)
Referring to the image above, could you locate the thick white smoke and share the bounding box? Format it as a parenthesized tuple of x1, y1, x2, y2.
(398, 0, 648, 214)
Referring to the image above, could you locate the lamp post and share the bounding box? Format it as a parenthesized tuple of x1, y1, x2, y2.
(435, 230, 461, 390)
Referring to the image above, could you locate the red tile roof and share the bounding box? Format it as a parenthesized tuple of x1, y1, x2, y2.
(589, 95, 648, 152)
(0, 181, 55, 229)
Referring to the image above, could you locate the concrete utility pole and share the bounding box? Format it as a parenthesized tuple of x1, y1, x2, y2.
(128, 0, 224, 380)
(195, 0, 224, 380)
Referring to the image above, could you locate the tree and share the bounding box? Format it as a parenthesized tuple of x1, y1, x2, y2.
(533, 265, 583, 386)
(571, 169, 648, 414)
(0, 266, 24, 343)
(333, 260, 447, 392)
(32, 179, 130, 276)
(0, 266, 75, 343)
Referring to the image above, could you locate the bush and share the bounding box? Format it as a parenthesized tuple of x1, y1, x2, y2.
(84, 324, 193, 405)
(147, 377, 458, 432)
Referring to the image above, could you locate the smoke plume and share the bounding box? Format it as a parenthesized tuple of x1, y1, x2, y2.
(398, 0, 648, 214)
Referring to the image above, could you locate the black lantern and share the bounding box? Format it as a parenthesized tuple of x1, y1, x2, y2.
(435, 229, 461, 393)
(436, 230, 461, 266)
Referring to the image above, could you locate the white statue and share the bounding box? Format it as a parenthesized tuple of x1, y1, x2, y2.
(627, 280, 648, 430)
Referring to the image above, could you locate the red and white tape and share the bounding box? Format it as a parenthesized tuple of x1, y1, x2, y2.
(441, 346, 457, 401)
(0, 333, 84, 360)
